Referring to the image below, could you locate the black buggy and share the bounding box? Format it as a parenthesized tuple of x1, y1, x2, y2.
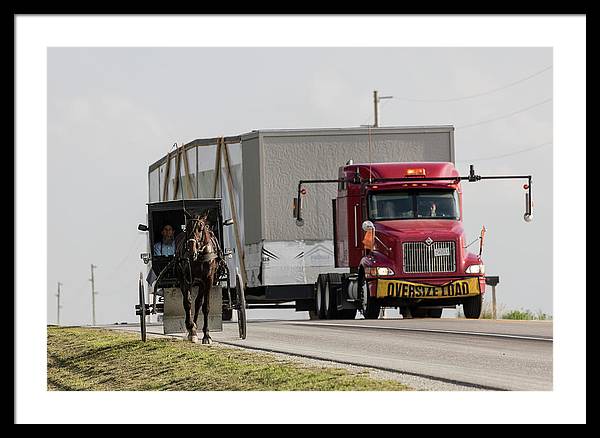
(136, 198, 247, 341)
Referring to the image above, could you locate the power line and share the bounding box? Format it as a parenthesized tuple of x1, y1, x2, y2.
(89, 264, 98, 326)
(392, 65, 553, 103)
(457, 141, 552, 163)
(456, 98, 552, 130)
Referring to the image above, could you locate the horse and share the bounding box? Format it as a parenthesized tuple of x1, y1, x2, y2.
(166, 211, 226, 344)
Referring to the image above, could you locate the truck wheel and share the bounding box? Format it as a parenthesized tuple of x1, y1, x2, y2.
(308, 310, 319, 320)
(463, 295, 482, 319)
(360, 274, 380, 319)
(315, 275, 327, 319)
(324, 276, 339, 319)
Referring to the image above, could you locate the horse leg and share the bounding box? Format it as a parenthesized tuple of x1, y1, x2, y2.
(182, 284, 197, 343)
(192, 283, 204, 343)
(201, 282, 211, 344)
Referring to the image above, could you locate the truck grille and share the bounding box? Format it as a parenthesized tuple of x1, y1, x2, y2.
(403, 241, 456, 274)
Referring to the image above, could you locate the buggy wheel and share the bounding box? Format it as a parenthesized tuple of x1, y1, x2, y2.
(138, 273, 147, 342)
(235, 271, 247, 339)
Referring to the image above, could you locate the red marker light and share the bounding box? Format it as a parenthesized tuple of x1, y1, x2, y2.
(523, 184, 529, 190)
(300, 188, 307, 195)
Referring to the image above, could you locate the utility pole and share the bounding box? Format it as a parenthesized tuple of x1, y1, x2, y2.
(373, 90, 393, 127)
(89, 264, 98, 325)
(56, 282, 62, 326)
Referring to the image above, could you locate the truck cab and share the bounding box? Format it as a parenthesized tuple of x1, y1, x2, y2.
(334, 162, 485, 319)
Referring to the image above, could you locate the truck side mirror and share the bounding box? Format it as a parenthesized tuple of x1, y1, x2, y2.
(138, 224, 148, 232)
(224, 218, 234, 226)
(362, 220, 375, 231)
(479, 225, 486, 256)
(524, 187, 533, 222)
(294, 196, 304, 226)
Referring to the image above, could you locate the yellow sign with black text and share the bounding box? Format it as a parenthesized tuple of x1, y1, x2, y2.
(377, 278, 481, 299)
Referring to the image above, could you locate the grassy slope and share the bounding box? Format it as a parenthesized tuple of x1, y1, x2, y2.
(47, 327, 410, 391)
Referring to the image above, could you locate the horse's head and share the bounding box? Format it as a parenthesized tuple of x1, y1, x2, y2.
(186, 212, 211, 262)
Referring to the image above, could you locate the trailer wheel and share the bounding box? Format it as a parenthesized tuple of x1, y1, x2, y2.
(359, 274, 380, 319)
(463, 295, 482, 319)
(315, 275, 327, 319)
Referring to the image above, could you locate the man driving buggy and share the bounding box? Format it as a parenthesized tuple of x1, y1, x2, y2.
(153, 223, 176, 256)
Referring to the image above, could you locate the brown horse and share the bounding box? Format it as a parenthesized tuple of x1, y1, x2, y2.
(172, 211, 225, 344)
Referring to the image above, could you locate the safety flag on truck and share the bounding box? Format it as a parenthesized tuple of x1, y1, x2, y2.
(362, 229, 375, 250)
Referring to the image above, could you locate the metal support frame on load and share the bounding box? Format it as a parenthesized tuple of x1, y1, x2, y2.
(220, 137, 249, 289)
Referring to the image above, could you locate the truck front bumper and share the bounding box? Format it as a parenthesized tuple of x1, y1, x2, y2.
(371, 276, 485, 300)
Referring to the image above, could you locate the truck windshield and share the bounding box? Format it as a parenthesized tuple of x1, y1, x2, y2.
(368, 190, 460, 220)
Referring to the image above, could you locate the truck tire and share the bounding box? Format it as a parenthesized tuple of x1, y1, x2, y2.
(324, 276, 338, 319)
(315, 275, 327, 319)
(308, 310, 319, 320)
(359, 273, 380, 319)
(463, 295, 482, 319)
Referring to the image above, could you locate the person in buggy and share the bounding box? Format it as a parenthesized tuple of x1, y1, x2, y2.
(153, 223, 176, 256)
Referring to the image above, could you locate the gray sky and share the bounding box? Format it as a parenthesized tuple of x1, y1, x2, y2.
(47, 47, 553, 325)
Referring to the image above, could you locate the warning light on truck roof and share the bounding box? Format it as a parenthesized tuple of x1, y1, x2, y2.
(406, 168, 426, 176)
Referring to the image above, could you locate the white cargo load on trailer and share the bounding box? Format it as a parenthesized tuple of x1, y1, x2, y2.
(147, 126, 455, 289)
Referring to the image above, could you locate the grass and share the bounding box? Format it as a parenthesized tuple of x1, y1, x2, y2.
(502, 309, 552, 320)
(458, 299, 552, 320)
(47, 326, 411, 391)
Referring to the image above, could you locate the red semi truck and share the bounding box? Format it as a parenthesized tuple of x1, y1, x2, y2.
(295, 161, 532, 320)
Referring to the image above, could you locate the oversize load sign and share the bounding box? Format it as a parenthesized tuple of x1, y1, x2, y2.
(377, 278, 481, 299)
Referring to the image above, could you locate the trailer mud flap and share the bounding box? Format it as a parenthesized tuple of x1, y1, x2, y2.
(376, 278, 481, 299)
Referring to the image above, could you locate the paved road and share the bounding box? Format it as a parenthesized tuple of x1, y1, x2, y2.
(109, 317, 552, 391)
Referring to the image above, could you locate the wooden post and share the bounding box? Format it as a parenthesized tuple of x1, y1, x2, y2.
(221, 138, 248, 288)
(181, 144, 195, 198)
(162, 151, 172, 201)
(172, 145, 183, 199)
(212, 140, 222, 198)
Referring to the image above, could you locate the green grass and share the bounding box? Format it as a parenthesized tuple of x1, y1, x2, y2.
(457, 300, 552, 320)
(47, 327, 411, 391)
(502, 309, 552, 320)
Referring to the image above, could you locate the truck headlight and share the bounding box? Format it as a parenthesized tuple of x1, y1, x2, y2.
(466, 264, 485, 274)
(365, 267, 395, 277)
(376, 267, 395, 276)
